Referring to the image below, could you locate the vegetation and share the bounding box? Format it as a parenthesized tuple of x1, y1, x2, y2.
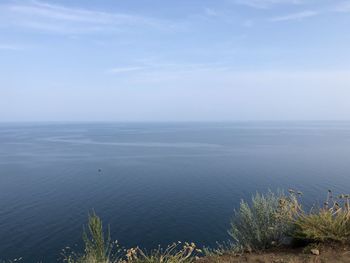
(294, 191, 350, 243)
(4, 189, 350, 262)
(62, 212, 199, 263)
(62, 210, 121, 263)
(82, 211, 116, 262)
(228, 189, 350, 252)
(228, 190, 301, 251)
(123, 243, 199, 263)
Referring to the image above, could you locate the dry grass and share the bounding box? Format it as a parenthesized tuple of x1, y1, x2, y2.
(294, 190, 350, 243)
(123, 242, 200, 263)
(63, 242, 199, 263)
(62, 212, 198, 263)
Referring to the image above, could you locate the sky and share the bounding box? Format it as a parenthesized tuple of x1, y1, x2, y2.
(0, 0, 350, 121)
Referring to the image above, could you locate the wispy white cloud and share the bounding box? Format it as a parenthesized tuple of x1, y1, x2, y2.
(109, 67, 146, 74)
(0, 0, 171, 34)
(204, 8, 219, 17)
(233, 0, 304, 9)
(270, 10, 319, 21)
(243, 20, 254, 27)
(0, 44, 23, 50)
(268, 1, 350, 21)
(108, 61, 235, 79)
(334, 1, 350, 12)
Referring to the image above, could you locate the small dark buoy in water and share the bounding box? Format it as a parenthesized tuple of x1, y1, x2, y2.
(98, 168, 102, 173)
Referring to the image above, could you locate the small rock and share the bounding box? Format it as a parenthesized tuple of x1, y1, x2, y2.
(311, 249, 320, 255)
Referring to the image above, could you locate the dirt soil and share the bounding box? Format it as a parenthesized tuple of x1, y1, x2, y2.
(199, 245, 350, 263)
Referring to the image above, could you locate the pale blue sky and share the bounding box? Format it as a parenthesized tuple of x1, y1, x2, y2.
(1, 0, 350, 121)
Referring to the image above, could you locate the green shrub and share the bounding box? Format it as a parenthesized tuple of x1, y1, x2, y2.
(294, 191, 350, 243)
(82, 211, 113, 262)
(229, 190, 301, 251)
(63, 211, 120, 263)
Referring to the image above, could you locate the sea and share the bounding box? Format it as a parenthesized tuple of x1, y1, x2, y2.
(1, 122, 350, 262)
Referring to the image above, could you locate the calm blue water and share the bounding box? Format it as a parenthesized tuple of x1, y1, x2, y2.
(1, 122, 350, 262)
